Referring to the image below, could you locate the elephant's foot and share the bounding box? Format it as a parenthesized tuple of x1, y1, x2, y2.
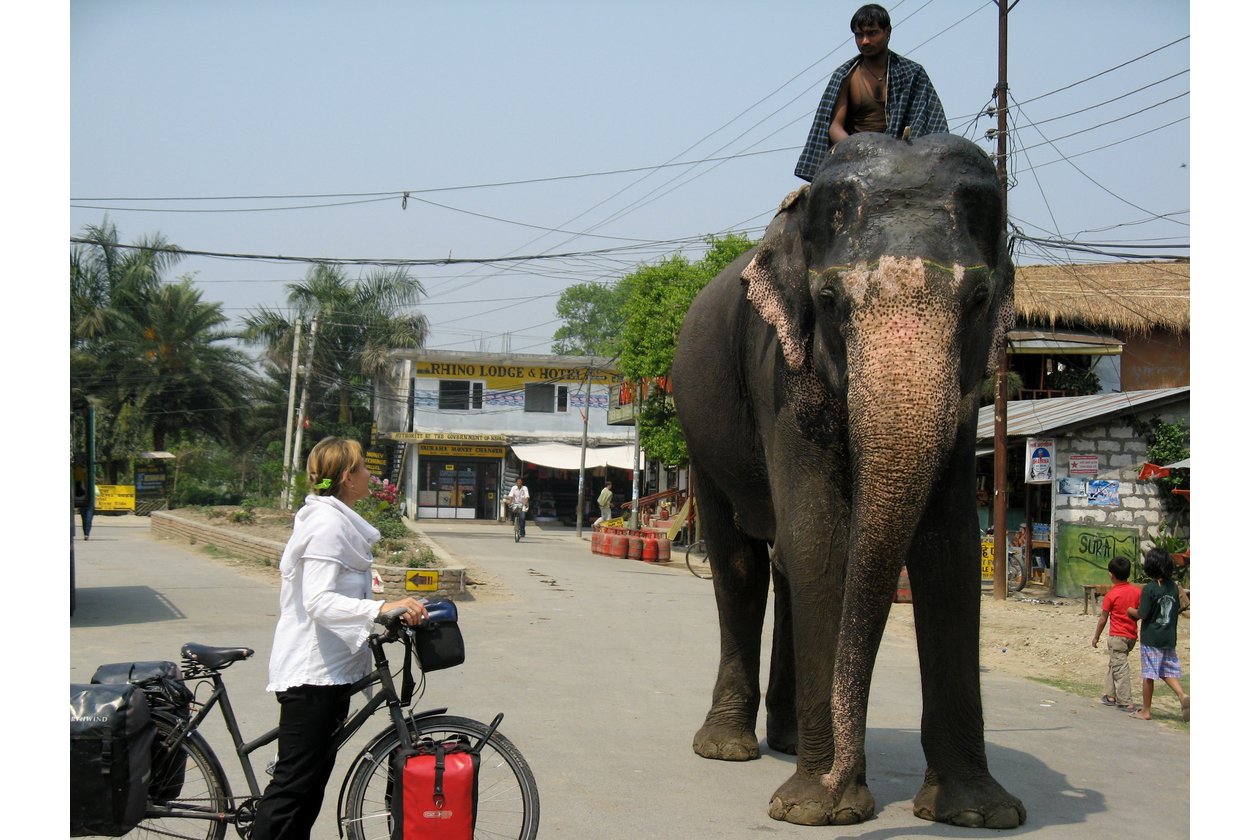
(913, 769, 1026, 829)
(765, 711, 797, 755)
(693, 719, 759, 761)
(768, 770, 875, 826)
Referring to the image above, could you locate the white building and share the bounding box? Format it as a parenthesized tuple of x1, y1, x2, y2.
(372, 350, 639, 521)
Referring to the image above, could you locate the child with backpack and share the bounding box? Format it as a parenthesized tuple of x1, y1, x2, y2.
(1126, 547, 1189, 722)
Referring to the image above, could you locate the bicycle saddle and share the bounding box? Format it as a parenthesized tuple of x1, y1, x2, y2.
(181, 642, 255, 670)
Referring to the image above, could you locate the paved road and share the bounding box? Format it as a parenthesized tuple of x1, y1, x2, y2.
(71, 514, 1189, 838)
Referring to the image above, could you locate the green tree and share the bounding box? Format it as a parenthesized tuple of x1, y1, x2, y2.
(241, 264, 429, 431)
(619, 234, 754, 465)
(71, 221, 256, 479)
(551, 280, 629, 355)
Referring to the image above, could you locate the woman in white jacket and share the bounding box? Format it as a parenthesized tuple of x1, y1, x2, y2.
(252, 437, 428, 840)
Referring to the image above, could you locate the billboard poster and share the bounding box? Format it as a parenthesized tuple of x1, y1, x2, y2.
(1069, 454, 1099, 476)
(1087, 480, 1121, 507)
(1057, 476, 1087, 498)
(1025, 438, 1055, 484)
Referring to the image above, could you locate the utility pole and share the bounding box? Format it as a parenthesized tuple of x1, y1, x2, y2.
(630, 382, 641, 530)
(575, 362, 593, 538)
(290, 313, 320, 502)
(991, 0, 1018, 600)
(280, 319, 303, 509)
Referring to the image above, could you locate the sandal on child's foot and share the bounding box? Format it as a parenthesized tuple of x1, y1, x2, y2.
(1100, 694, 1117, 706)
(1117, 704, 1137, 713)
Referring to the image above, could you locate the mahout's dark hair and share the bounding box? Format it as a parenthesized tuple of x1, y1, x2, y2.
(851, 4, 892, 33)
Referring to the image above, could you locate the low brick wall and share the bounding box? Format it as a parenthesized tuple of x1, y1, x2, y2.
(151, 511, 284, 566)
(151, 511, 467, 600)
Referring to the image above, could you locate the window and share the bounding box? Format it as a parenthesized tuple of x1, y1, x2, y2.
(557, 386, 568, 413)
(438, 380, 483, 410)
(523, 383, 554, 413)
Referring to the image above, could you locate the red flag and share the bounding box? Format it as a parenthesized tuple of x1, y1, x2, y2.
(1137, 462, 1169, 481)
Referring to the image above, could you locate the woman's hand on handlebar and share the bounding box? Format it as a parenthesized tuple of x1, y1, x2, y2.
(378, 597, 429, 626)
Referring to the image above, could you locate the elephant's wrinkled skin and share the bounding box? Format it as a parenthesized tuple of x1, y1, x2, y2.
(672, 133, 1025, 828)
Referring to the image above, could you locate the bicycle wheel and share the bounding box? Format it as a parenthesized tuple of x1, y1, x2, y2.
(342, 714, 540, 840)
(124, 712, 231, 840)
(686, 541, 711, 580)
(1007, 554, 1027, 592)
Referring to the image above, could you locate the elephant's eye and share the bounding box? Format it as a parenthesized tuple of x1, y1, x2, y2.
(818, 286, 837, 307)
(967, 283, 991, 311)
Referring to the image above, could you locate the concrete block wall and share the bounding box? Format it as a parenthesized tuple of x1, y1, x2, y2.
(1052, 403, 1189, 547)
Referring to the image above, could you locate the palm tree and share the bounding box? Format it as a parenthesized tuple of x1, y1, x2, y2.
(241, 264, 429, 427)
(70, 221, 256, 476)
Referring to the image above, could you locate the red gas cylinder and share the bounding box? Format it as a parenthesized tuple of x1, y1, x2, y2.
(641, 535, 659, 562)
(591, 530, 601, 554)
(628, 535, 644, 561)
(595, 529, 608, 555)
(893, 566, 912, 603)
(609, 532, 629, 558)
(654, 537, 671, 563)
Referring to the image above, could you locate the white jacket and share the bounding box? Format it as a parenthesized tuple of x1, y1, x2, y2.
(266, 495, 381, 692)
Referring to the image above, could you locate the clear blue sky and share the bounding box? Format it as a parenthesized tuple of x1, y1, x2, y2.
(66, 0, 1190, 354)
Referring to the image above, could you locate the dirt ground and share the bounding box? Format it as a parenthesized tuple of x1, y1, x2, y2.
(166, 507, 1190, 726)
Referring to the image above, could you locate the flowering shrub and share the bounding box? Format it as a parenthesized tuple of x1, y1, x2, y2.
(369, 476, 399, 506)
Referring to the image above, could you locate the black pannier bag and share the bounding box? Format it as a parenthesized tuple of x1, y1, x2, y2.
(414, 599, 465, 672)
(91, 660, 192, 800)
(70, 683, 155, 836)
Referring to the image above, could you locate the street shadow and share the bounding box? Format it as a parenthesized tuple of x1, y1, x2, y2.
(70, 586, 186, 628)
(754, 726, 1104, 837)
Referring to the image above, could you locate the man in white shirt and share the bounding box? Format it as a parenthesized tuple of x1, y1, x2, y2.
(507, 477, 530, 539)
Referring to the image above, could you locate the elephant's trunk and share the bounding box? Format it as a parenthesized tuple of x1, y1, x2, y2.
(824, 255, 962, 795)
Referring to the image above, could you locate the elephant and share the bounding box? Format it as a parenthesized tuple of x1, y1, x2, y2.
(672, 132, 1025, 828)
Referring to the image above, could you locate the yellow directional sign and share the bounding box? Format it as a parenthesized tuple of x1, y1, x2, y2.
(405, 570, 439, 592)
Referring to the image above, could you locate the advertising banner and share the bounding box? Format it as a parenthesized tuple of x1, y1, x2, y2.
(1025, 438, 1055, 484)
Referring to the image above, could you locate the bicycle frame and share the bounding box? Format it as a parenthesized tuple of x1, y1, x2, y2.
(163, 623, 438, 818)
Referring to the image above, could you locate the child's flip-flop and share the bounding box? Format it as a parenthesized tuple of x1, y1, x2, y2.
(1117, 704, 1138, 713)
(1181, 695, 1190, 722)
(1100, 694, 1117, 706)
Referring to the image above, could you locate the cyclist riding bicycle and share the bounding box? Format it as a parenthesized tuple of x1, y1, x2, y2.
(507, 477, 530, 540)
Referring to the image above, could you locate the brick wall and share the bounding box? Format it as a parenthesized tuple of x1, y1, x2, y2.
(150, 511, 467, 600)
(1052, 402, 1190, 546)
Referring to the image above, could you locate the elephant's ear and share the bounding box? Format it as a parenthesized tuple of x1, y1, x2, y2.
(742, 185, 811, 371)
(986, 257, 1017, 376)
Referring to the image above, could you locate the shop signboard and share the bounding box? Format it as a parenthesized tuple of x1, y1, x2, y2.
(980, 536, 995, 580)
(1055, 522, 1139, 598)
(364, 447, 390, 479)
(133, 465, 167, 500)
(1069, 454, 1099, 476)
(1087, 480, 1121, 507)
(96, 485, 135, 512)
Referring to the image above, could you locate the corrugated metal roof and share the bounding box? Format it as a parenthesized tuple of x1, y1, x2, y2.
(976, 387, 1189, 441)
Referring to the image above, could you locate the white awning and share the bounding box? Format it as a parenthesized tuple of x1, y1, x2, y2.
(511, 443, 642, 471)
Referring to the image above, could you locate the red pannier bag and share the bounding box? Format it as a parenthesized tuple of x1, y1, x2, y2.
(390, 735, 479, 840)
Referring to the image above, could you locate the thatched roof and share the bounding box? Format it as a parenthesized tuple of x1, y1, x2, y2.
(1014, 261, 1189, 335)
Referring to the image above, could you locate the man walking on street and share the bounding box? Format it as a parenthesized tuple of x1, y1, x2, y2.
(594, 481, 614, 528)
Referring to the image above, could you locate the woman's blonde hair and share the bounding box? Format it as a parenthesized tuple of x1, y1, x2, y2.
(306, 437, 364, 498)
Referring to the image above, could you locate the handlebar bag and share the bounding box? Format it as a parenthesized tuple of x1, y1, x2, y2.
(70, 683, 155, 836)
(390, 735, 479, 840)
(414, 600, 465, 672)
